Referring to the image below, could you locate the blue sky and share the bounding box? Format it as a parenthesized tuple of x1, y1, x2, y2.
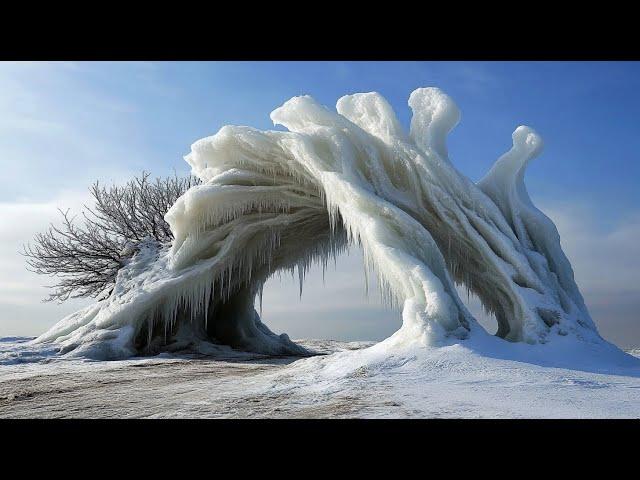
(1, 61, 639, 347)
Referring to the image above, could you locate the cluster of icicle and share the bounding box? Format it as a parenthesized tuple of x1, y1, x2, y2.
(35, 87, 605, 359)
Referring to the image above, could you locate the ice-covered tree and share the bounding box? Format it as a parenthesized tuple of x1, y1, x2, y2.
(34, 88, 610, 359)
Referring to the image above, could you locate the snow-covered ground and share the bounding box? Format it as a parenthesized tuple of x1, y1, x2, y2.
(1, 335, 640, 418)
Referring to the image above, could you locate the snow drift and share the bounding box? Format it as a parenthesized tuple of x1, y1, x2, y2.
(34, 87, 616, 360)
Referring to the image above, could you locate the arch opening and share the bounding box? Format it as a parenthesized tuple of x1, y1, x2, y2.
(256, 244, 403, 344)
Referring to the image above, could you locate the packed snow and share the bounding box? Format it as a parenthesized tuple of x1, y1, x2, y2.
(1, 335, 639, 418)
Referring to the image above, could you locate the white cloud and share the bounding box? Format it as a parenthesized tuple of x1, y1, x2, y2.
(544, 205, 640, 293)
(0, 191, 92, 336)
(543, 204, 640, 348)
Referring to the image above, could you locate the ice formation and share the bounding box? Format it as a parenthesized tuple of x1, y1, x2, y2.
(35, 87, 609, 359)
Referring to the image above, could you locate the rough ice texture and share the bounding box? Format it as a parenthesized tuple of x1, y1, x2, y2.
(33, 87, 624, 361)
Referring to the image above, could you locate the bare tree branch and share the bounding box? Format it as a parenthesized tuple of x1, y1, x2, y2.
(22, 171, 200, 302)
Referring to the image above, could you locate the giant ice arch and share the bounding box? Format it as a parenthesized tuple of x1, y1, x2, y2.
(35, 87, 607, 359)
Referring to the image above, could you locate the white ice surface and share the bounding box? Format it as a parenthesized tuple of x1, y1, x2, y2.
(2, 335, 639, 418)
